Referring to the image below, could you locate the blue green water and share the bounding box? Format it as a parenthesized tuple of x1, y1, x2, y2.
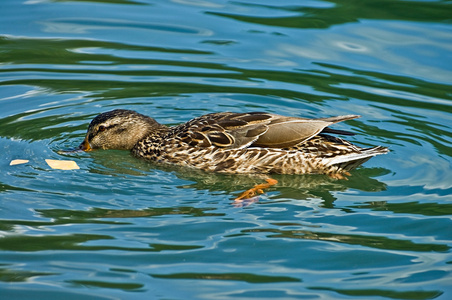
(1, 0, 451, 299)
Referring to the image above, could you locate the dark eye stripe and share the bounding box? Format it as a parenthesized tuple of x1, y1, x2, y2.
(98, 124, 118, 133)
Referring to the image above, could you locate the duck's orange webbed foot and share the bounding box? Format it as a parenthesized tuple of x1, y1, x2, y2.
(234, 178, 278, 204)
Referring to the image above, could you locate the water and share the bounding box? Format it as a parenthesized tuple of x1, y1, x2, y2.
(1, 0, 451, 299)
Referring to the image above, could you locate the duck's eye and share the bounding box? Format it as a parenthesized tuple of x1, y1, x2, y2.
(98, 125, 106, 132)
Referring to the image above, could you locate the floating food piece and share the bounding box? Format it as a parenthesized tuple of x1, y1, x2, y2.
(45, 159, 80, 170)
(10, 159, 29, 166)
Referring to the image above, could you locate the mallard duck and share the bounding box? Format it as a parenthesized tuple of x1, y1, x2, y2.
(78, 109, 388, 177)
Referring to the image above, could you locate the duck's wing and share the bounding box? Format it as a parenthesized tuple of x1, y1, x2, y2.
(252, 114, 360, 148)
(175, 112, 360, 149)
(175, 112, 271, 149)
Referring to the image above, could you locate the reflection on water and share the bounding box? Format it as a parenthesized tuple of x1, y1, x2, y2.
(42, 18, 213, 36)
(242, 227, 449, 252)
(71, 148, 390, 203)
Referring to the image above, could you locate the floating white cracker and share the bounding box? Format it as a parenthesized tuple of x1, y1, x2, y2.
(10, 159, 29, 166)
(45, 159, 80, 170)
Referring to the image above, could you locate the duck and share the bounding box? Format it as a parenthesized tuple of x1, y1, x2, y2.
(78, 109, 388, 177)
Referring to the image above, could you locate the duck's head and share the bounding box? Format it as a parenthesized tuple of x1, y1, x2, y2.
(79, 109, 165, 151)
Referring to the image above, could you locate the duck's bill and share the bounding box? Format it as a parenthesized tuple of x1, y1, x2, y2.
(78, 139, 92, 151)
(57, 139, 92, 154)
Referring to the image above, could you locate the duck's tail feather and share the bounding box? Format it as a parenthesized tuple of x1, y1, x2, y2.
(326, 146, 389, 171)
(321, 128, 355, 136)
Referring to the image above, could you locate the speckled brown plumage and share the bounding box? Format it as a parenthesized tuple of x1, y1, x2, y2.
(79, 109, 388, 176)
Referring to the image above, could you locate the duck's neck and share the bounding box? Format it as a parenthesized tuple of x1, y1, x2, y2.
(119, 117, 167, 150)
(142, 117, 169, 136)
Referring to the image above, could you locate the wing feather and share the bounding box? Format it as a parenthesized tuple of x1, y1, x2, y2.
(175, 112, 359, 149)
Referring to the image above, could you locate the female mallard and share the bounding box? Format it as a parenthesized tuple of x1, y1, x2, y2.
(78, 109, 388, 177)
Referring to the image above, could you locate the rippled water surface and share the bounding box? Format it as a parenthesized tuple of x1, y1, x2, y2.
(1, 0, 452, 299)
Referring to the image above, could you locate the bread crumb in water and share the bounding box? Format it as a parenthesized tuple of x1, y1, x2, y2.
(45, 159, 80, 170)
(10, 159, 29, 166)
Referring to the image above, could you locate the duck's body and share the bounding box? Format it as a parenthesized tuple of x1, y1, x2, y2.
(79, 109, 388, 176)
